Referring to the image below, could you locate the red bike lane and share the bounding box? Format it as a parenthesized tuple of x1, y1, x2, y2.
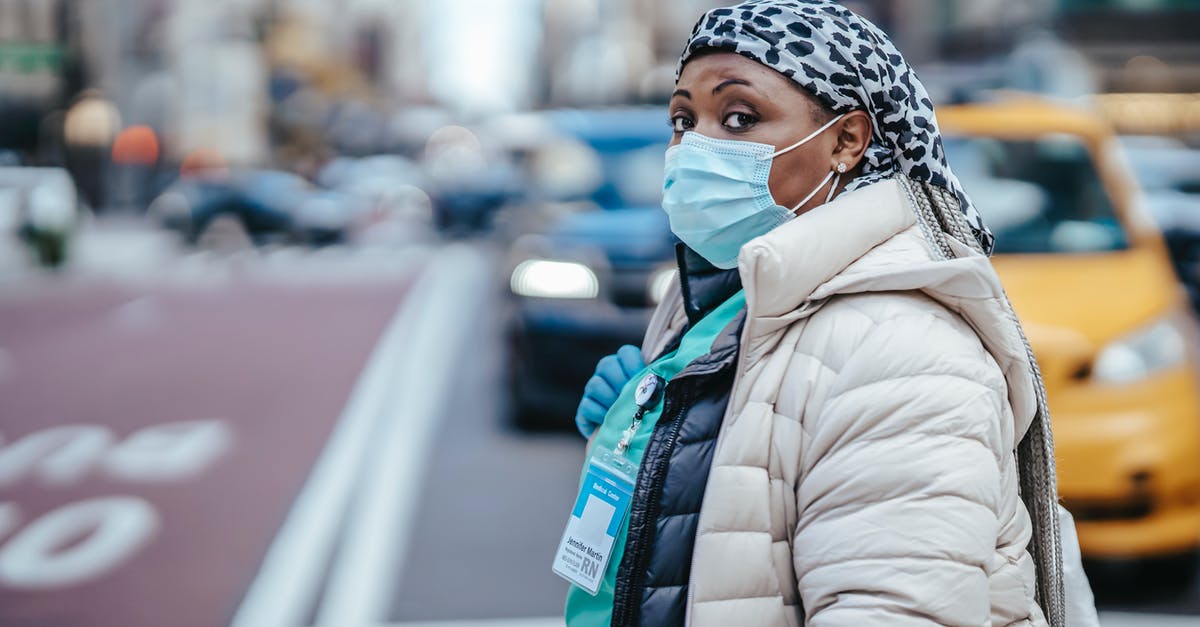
(0, 274, 415, 627)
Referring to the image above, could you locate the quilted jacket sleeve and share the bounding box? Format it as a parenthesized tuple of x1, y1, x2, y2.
(793, 302, 1009, 627)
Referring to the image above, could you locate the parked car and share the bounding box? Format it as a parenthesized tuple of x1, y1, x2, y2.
(422, 124, 524, 233)
(504, 107, 677, 427)
(148, 169, 368, 247)
(939, 100, 1200, 570)
(316, 155, 435, 245)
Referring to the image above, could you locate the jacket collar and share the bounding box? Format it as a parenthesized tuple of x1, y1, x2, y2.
(646, 178, 1040, 450)
(732, 177, 1040, 442)
(676, 242, 744, 327)
(736, 177, 916, 319)
(641, 178, 910, 362)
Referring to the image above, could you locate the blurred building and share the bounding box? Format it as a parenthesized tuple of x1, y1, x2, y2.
(1055, 0, 1200, 139)
(1056, 0, 1200, 93)
(269, 0, 429, 104)
(3, 0, 1196, 210)
(0, 0, 87, 156)
(535, 0, 1199, 142)
(538, 0, 1061, 107)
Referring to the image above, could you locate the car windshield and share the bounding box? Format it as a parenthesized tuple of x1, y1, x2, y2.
(943, 135, 1128, 254)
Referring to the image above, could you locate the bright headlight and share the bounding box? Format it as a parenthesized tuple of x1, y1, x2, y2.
(648, 266, 677, 305)
(510, 259, 600, 299)
(27, 184, 75, 232)
(1092, 314, 1189, 384)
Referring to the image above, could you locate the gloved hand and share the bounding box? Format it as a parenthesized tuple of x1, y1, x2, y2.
(575, 344, 646, 439)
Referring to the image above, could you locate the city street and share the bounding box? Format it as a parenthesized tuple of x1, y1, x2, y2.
(0, 224, 1199, 627)
(2, 222, 1200, 619)
(1, 0, 1198, 625)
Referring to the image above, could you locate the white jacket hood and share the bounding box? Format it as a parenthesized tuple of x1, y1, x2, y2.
(736, 177, 1039, 447)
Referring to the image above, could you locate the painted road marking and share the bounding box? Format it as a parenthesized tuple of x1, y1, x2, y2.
(230, 260, 432, 627)
(0, 268, 414, 626)
(317, 244, 492, 625)
(232, 244, 491, 627)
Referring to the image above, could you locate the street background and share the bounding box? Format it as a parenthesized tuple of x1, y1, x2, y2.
(2, 0, 1200, 626)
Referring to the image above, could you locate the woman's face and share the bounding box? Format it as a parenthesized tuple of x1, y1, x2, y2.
(669, 51, 871, 215)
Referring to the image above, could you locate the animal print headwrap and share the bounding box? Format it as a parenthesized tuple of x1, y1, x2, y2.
(676, 0, 995, 255)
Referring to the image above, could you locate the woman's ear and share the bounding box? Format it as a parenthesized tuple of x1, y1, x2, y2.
(832, 110, 872, 171)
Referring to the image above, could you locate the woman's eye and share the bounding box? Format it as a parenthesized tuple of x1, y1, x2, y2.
(669, 116, 693, 133)
(723, 112, 756, 130)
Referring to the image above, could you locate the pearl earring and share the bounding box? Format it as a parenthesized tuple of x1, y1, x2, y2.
(836, 162, 847, 173)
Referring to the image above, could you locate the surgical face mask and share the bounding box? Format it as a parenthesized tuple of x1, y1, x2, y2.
(662, 113, 845, 269)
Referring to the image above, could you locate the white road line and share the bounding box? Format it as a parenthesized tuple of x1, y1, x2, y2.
(316, 244, 492, 625)
(367, 619, 563, 627)
(358, 612, 1198, 627)
(1100, 611, 1200, 626)
(230, 250, 433, 627)
(316, 611, 1200, 627)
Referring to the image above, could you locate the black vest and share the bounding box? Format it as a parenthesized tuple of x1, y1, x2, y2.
(610, 245, 745, 627)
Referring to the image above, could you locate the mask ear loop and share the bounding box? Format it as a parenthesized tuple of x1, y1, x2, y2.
(764, 113, 846, 160)
(824, 172, 841, 203)
(790, 170, 840, 213)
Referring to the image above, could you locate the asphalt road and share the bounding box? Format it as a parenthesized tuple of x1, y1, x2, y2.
(1, 226, 1199, 626)
(392, 268, 583, 622)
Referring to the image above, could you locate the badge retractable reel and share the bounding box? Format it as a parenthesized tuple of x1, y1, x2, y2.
(552, 373, 663, 595)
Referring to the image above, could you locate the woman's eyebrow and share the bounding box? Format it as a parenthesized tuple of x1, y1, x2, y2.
(672, 88, 692, 100)
(713, 78, 752, 94)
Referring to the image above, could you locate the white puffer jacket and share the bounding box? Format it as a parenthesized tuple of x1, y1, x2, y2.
(643, 178, 1049, 626)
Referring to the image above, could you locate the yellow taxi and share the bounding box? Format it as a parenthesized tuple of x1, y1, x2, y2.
(938, 100, 1200, 560)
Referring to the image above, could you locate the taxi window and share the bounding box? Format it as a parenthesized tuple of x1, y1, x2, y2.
(944, 135, 1129, 254)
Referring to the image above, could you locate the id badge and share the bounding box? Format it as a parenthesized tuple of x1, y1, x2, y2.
(552, 451, 637, 595)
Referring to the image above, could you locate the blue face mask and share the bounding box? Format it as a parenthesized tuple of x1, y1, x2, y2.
(662, 113, 845, 269)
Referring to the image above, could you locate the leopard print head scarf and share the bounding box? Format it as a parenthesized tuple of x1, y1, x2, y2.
(677, 0, 995, 255)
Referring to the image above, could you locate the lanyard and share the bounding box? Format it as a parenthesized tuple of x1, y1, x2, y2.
(615, 373, 663, 455)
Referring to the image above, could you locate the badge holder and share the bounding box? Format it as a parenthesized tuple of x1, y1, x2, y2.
(552, 373, 662, 595)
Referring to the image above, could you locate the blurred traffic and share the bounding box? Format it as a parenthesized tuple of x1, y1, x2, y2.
(2, 0, 1200, 626)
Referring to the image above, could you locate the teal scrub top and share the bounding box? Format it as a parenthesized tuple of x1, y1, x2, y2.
(564, 289, 746, 627)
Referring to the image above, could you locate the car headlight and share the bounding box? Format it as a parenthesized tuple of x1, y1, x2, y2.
(510, 259, 599, 299)
(648, 266, 677, 305)
(1092, 314, 1189, 384)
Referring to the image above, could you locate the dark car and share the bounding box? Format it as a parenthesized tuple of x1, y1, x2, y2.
(148, 169, 367, 247)
(505, 108, 677, 428)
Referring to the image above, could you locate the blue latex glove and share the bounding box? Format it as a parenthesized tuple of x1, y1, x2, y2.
(575, 345, 646, 439)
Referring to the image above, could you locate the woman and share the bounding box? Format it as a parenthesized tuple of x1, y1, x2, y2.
(555, 2, 1079, 625)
